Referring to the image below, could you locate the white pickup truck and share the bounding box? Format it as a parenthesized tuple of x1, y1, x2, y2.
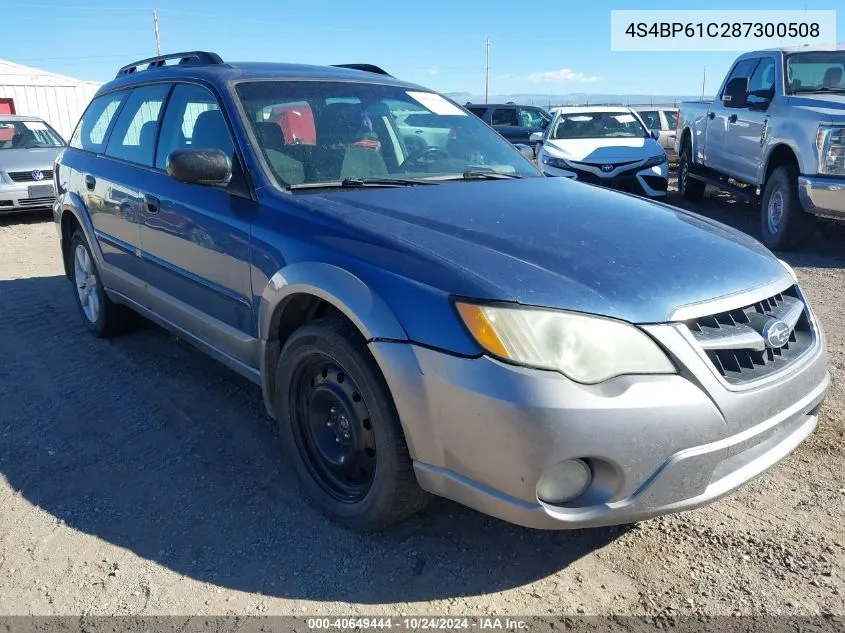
(675, 45, 844, 250)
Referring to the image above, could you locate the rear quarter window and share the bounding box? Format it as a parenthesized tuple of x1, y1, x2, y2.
(69, 92, 127, 153)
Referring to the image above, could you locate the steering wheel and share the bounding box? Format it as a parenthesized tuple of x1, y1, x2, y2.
(399, 146, 451, 171)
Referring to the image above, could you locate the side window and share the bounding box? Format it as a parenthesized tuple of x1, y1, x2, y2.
(491, 108, 518, 126)
(105, 84, 170, 166)
(467, 107, 487, 118)
(721, 58, 759, 97)
(69, 92, 127, 153)
(747, 57, 776, 106)
(156, 84, 233, 169)
(664, 110, 678, 131)
(638, 110, 662, 130)
(519, 107, 549, 128)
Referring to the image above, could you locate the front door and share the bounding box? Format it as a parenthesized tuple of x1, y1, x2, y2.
(726, 57, 776, 185)
(138, 82, 258, 367)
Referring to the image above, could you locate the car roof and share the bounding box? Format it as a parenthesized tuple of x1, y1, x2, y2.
(551, 106, 634, 114)
(755, 43, 845, 54)
(0, 115, 46, 122)
(98, 59, 427, 96)
(465, 103, 544, 109)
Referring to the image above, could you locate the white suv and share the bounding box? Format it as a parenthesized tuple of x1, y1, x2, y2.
(532, 106, 668, 198)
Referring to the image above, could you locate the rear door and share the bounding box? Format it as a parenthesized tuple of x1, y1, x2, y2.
(705, 58, 759, 178)
(138, 82, 258, 366)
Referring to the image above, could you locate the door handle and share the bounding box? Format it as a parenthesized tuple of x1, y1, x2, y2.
(707, 112, 715, 120)
(728, 114, 738, 123)
(84, 174, 96, 191)
(414, 130, 423, 134)
(143, 194, 160, 214)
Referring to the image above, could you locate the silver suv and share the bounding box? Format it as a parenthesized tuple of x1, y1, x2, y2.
(0, 115, 65, 214)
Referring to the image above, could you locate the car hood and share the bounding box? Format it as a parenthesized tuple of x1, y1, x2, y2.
(543, 137, 663, 163)
(788, 94, 845, 121)
(0, 147, 63, 172)
(310, 178, 790, 324)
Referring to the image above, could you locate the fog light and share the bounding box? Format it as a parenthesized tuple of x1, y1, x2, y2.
(536, 459, 592, 504)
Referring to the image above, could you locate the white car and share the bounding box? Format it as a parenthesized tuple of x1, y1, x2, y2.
(532, 106, 668, 199)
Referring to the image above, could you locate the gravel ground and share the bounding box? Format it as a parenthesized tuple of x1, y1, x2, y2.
(0, 189, 842, 618)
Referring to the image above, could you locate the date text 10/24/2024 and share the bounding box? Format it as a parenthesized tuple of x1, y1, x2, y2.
(307, 618, 528, 631)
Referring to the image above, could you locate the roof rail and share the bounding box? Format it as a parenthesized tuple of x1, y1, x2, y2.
(115, 51, 224, 79)
(331, 63, 392, 77)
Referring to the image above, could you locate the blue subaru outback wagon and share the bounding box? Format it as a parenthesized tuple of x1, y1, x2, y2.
(54, 52, 829, 531)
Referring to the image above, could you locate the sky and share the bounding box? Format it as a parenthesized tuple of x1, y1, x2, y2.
(4, 0, 843, 97)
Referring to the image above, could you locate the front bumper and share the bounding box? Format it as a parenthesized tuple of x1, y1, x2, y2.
(540, 160, 668, 198)
(798, 175, 845, 219)
(370, 315, 828, 530)
(0, 182, 57, 212)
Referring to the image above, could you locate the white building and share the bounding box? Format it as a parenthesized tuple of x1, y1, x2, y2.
(0, 59, 102, 141)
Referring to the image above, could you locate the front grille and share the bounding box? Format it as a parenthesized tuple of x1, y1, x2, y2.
(18, 196, 55, 207)
(684, 286, 814, 385)
(8, 170, 53, 183)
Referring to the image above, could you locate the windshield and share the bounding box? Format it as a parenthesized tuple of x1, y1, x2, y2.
(0, 119, 65, 149)
(235, 81, 541, 188)
(785, 51, 845, 94)
(548, 112, 647, 140)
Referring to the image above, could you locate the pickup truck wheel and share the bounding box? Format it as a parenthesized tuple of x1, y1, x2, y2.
(276, 316, 429, 531)
(760, 166, 811, 251)
(678, 146, 705, 201)
(70, 230, 132, 337)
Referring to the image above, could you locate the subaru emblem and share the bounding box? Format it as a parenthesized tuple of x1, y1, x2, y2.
(31, 170, 44, 181)
(761, 318, 791, 349)
(600, 164, 613, 173)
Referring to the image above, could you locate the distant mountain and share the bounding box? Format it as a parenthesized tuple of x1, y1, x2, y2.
(445, 92, 711, 107)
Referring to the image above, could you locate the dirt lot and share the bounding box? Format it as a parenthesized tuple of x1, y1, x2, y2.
(0, 189, 843, 618)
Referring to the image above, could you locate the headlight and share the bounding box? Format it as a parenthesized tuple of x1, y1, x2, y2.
(541, 155, 570, 170)
(0, 172, 11, 184)
(642, 153, 668, 168)
(455, 302, 676, 384)
(816, 126, 845, 176)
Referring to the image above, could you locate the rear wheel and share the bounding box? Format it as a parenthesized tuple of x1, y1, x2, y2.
(760, 165, 812, 251)
(275, 316, 429, 531)
(677, 144, 705, 201)
(70, 230, 132, 337)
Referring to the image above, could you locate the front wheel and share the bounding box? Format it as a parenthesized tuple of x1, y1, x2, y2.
(760, 165, 812, 251)
(275, 317, 429, 531)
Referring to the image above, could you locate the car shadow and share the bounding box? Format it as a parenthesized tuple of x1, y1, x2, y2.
(0, 209, 53, 226)
(0, 274, 625, 604)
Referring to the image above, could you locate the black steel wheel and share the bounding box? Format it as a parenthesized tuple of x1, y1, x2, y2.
(276, 316, 429, 531)
(290, 357, 376, 503)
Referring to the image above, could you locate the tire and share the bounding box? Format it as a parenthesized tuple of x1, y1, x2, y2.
(69, 230, 132, 337)
(275, 316, 429, 531)
(677, 144, 705, 201)
(760, 165, 812, 251)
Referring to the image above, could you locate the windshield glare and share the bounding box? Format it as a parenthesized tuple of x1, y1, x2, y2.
(0, 120, 65, 149)
(235, 81, 541, 188)
(786, 51, 845, 93)
(549, 112, 647, 140)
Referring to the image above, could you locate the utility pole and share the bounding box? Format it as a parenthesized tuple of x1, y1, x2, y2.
(153, 9, 161, 55)
(485, 38, 490, 104)
(701, 66, 706, 100)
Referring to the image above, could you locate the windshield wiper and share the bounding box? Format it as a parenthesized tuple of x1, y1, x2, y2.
(288, 177, 438, 191)
(792, 87, 845, 94)
(424, 169, 524, 182)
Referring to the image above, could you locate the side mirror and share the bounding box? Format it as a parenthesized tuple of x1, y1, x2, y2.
(514, 144, 535, 160)
(167, 149, 232, 186)
(650, 129, 660, 140)
(722, 77, 749, 108)
(529, 131, 544, 143)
